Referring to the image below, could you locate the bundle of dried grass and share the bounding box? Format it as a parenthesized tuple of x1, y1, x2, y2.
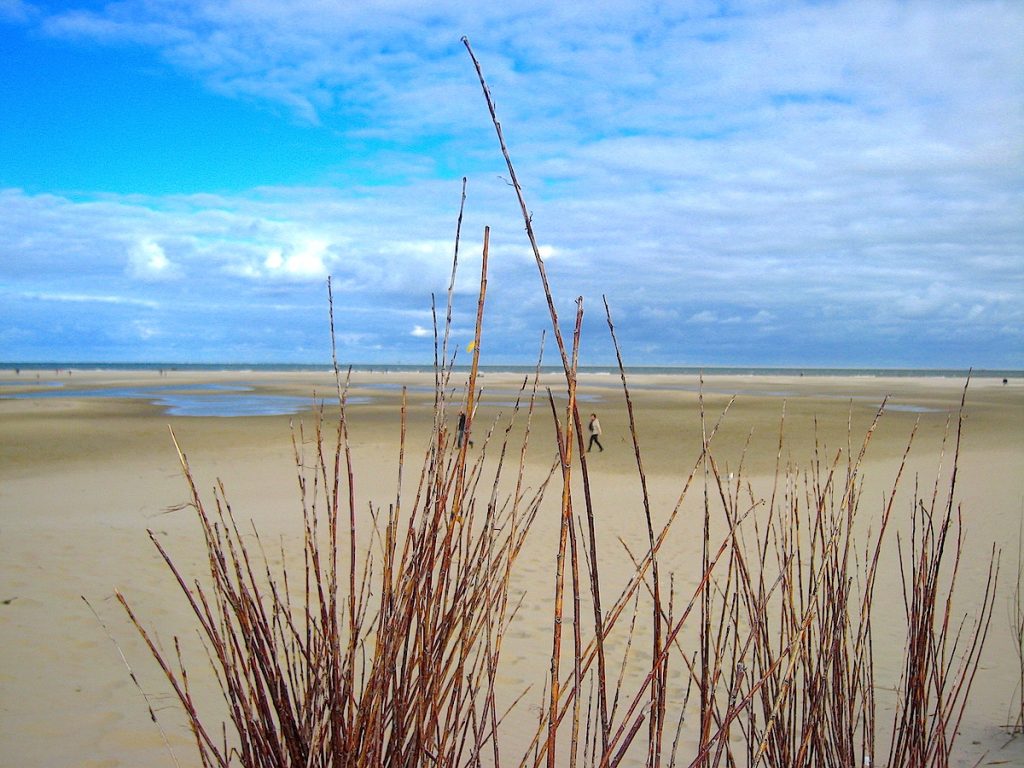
(118, 42, 999, 768)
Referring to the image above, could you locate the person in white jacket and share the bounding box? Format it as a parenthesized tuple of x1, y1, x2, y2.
(587, 413, 604, 453)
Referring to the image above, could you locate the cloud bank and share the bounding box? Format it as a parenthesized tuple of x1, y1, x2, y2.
(0, 1, 1021, 367)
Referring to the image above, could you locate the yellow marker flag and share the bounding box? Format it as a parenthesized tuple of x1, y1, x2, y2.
(466, 340, 476, 352)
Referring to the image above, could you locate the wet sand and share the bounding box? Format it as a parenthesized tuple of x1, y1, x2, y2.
(1, 368, 1022, 766)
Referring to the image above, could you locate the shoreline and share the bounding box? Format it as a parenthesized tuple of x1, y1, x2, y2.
(2, 363, 1022, 380)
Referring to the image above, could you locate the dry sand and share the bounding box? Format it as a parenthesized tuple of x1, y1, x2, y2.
(1, 368, 1022, 767)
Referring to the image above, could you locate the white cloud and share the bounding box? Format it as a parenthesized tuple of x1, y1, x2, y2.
(536, 244, 558, 261)
(130, 320, 160, 340)
(410, 325, 431, 337)
(274, 237, 331, 278)
(688, 311, 717, 324)
(128, 238, 179, 280)
(24, 0, 1023, 174)
(20, 291, 159, 309)
(265, 247, 283, 270)
(639, 306, 680, 323)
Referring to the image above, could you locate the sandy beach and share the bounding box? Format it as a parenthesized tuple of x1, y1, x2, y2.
(1, 368, 1022, 767)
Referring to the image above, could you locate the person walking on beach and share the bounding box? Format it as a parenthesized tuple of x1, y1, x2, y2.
(457, 410, 473, 449)
(587, 412, 604, 453)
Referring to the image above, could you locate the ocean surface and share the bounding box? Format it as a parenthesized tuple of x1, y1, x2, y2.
(1, 362, 1020, 378)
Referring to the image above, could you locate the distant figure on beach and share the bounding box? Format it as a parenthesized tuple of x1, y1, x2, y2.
(587, 413, 604, 453)
(456, 410, 473, 449)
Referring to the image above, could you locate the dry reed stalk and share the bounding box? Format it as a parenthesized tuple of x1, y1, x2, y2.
(439, 176, 468, 398)
(464, 37, 621, 766)
(886, 382, 1000, 768)
(117, 189, 553, 768)
(603, 296, 666, 768)
(462, 40, 999, 768)
(82, 596, 182, 768)
(1011, 514, 1024, 734)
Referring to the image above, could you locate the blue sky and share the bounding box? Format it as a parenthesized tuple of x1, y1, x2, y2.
(1, 1, 1021, 368)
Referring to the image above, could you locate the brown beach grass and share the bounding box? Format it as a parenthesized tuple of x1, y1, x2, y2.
(110, 291, 1004, 768)
(99, 43, 1009, 767)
